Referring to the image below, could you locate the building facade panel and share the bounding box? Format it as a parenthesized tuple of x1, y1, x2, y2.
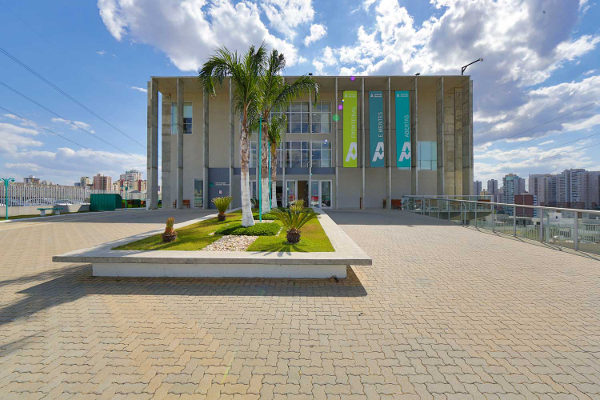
(147, 75, 473, 210)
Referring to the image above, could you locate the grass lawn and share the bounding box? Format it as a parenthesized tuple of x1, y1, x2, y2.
(114, 209, 334, 252)
(248, 217, 334, 252)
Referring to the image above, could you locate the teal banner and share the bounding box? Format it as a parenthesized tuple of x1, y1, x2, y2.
(395, 91, 411, 169)
(369, 91, 384, 167)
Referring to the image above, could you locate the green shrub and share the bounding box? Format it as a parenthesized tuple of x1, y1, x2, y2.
(270, 206, 317, 244)
(212, 196, 232, 214)
(215, 222, 280, 236)
(252, 211, 277, 220)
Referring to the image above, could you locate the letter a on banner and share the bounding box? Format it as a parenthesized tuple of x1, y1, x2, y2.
(369, 91, 385, 167)
(395, 91, 411, 169)
(343, 91, 358, 167)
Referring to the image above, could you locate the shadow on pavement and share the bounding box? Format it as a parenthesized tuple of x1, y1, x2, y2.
(0, 265, 367, 328)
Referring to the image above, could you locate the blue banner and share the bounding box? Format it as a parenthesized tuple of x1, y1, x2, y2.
(369, 91, 384, 167)
(395, 91, 411, 169)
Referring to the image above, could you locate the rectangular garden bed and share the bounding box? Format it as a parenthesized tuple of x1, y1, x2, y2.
(53, 210, 371, 279)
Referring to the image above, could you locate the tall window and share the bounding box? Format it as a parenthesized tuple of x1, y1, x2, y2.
(418, 141, 437, 170)
(249, 140, 258, 168)
(311, 140, 331, 167)
(171, 103, 193, 134)
(311, 102, 331, 134)
(286, 141, 309, 168)
(289, 102, 309, 133)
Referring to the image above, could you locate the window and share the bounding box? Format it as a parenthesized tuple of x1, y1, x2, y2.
(285, 141, 309, 168)
(171, 103, 193, 134)
(249, 140, 258, 168)
(289, 102, 309, 133)
(418, 141, 437, 170)
(311, 140, 331, 168)
(311, 102, 331, 134)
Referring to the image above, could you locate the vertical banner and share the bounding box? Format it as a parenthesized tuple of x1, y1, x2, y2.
(369, 91, 384, 167)
(395, 90, 411, 169)
(343, 90, 358, 167)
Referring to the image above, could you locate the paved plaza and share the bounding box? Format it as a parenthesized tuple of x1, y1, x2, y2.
(0, 209, 599, 399)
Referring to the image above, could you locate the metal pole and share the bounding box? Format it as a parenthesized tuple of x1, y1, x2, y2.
(574, 212, 579, 251)
(474, 200, 478, 228)
(513, 205, 517, 236)
(539, 208, 544, 242)
(491, 203, 495, 232)
(258, 117, 262, 222)
(2, 178, 15, 220)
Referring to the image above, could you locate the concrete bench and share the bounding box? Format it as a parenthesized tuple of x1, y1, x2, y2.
(37, 207, 62, 216)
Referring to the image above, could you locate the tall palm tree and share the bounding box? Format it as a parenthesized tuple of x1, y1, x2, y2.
(199, 45, 266, 227)
(257, 50, 318, 212)
(266, 112, 286, 208)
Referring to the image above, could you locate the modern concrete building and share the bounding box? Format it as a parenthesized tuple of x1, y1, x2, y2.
(92, 174, 112, 191)
(502, 173, 526, 206)
(473, 180, 482, 196)
(145, 75, 474, 209)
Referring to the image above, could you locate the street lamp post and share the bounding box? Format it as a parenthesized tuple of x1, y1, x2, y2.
(257, 117, 263, 222)
(461, 58, 483, 75)
(1, 177, 15, 220)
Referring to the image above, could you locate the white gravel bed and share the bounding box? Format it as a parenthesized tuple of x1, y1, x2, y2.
(203, 235, 258, 251)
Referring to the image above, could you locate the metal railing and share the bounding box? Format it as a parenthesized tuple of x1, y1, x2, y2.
(0, 184, 122, 206)
(402, 195, 600, 255)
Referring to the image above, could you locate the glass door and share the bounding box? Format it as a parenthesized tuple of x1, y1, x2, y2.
(321, 180, 331, 208)
(311, 181, 319, 208)
(285, 180, 296, 206)
(194, 179, 203, 208)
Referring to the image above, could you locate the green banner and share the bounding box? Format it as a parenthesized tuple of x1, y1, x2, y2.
(369, 91, 384, 167)
(343, 90, 358, 167)
(395, 90, 411, 169)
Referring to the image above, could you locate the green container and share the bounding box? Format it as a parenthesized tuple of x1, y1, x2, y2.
(90, 193, 123, 211)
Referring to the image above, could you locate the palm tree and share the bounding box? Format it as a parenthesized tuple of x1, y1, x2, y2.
(267, 113, 286, 209)
(257, 50, 318, 212)
(199, 45, 266, 227)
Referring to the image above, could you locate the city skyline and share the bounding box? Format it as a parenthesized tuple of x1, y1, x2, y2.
(1, 1, 599, 185)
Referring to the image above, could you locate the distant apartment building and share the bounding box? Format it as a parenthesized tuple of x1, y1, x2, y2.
(487, 179, 498, 195)
(529, 173, 556, 206)
(80, 176, 92, 187)
(514, 194, 535, 218)
(23, 175, 40, 185)
(502, 173, 526, 204)
(473, 180, 482, 196)
(528, 169, 600, 209)
(93, 174, 112, 191)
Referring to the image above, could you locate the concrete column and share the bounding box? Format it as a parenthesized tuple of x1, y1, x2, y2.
(161, 96, 172, 208)
(334, 77, 339, 209)
(361, 77, 365, 209)
(146, 79, 159, 209)
(462, 79, 474, 195)
(436, 77, 445, 195)
(412, 76, 418, 195)
(454, 87, 463, 196)
(176, 78, 184, 209)
(386, 77, 391, 209)
(203, 85, 210, 208)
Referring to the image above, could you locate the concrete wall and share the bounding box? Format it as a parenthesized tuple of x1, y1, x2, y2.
(152, 75, 473, 209)
(1, 204, 89, 217)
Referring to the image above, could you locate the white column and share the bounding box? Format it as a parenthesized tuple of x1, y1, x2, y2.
(413, 76, 419, 195)
(334, 77, 339, 209)
(361, 77, 365, 209)
(203, 85, 210, 209)
(176, 78, 184, 209)
(146, 79, 159, 209)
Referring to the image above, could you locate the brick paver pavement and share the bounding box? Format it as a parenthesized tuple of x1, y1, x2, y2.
(0, 208, 599, 399)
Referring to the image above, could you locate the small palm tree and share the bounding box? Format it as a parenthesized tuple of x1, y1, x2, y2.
(212, 196, 232, 221)
(200, 45, 266, 227)
(257, 50, 318, 212)
(272, 203, 317, 244)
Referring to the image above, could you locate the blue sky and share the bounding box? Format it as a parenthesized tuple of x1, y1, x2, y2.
(1, 0, 599, 188)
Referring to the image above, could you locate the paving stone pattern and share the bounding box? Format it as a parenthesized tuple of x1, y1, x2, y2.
(0, 208, 599, 399)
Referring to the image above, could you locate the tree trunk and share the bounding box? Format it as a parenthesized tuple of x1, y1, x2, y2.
(271, 142, 278, 208)
(240, 125, 255, 227)
(260, 118, 271, 213)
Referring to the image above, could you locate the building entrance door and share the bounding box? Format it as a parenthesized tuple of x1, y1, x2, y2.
(194, 179, 203, 208)
(298, 180, 308, 205)
(310, 180, 332, 208)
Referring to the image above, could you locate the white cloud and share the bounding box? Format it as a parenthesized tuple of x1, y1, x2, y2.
(96, 50, 106, 55)
(51, 117, 95, 134)
(98, 0, 301, 71)
(261, 0, 314, 39)
(130, 86, 148, 93)
(0, 122, 42, 153)
(304, 23, 326, 46)
(312, 0, 599, 147)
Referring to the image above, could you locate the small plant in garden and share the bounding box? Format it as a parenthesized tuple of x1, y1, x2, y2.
(162, 217, 177, 243)
(212, 196, 232, 221)
(272, 205, 317, 244)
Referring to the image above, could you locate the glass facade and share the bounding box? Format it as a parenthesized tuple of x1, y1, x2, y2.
(418, 141, 437, 170)
(286, 141, 309, 168)
(311, 140, 332, 168)
(171, 103, 193, 134)
(311, 102, 331, 134)
(289, 102, 309, 133)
